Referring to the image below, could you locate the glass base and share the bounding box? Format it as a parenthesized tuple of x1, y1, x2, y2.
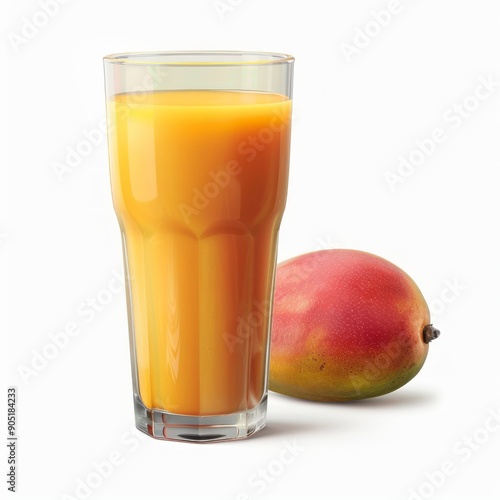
(133, 395, 267, 443)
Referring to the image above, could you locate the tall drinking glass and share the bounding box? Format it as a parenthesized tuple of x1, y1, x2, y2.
(103, 51, 294, 442)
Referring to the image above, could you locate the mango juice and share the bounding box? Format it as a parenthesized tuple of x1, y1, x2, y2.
(106, 90, 292, 416)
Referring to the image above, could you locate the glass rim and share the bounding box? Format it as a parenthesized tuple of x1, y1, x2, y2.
(103, 50, 294, 67)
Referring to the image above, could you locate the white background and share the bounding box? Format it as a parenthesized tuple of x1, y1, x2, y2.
(2, 1, 500, 499)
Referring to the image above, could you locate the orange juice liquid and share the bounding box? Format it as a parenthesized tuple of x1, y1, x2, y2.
(107, 90, 292, 416)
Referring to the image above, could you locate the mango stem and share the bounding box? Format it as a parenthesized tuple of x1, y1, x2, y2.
(423, 324, 440, 344)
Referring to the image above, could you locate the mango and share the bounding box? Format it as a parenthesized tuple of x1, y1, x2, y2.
(269, 249, 439, 401)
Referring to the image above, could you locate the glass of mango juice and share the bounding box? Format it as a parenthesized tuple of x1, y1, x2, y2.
(103, 51, 294, 442)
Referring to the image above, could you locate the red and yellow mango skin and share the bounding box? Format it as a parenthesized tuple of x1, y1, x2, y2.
(269, 249, 431, 401)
